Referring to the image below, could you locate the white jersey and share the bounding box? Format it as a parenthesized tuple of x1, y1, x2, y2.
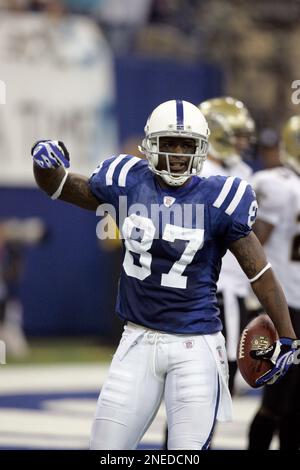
(252, 167, 300, 309)
(202, 158, 253, 297)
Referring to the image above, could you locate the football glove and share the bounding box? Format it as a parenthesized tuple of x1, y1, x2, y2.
(251, 337, 297, 386)
(31, 140, 70, 169)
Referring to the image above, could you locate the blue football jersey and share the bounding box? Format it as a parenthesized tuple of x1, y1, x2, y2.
(89, 155, 257, 334)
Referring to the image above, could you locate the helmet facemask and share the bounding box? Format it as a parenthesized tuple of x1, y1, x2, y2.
(139, 100, 209, 187)
(140, 132, 208, 187)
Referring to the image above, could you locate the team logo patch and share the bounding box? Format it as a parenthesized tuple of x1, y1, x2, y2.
(183, 340, 194, 349)
(163, 196, 176, 207)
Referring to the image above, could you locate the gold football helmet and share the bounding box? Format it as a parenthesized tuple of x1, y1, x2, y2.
(281, 115, 300, 175)
(198, 96, 255, 165)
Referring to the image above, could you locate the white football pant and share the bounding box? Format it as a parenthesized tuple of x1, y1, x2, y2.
(90, 322, 228, 450)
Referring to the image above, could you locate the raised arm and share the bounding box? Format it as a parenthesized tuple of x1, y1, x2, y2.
(33, 165, 99, 211)
(229, 231, 295, 339)
(32, 140, 100, 211)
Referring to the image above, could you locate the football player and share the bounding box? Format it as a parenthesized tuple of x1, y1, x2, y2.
(32, 100, 297, 450)
(248, 115, 300, 450)
(199, 96, 255, 395)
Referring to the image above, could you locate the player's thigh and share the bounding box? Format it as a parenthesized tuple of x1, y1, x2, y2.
(90, 332, 164, 449)
(165, 337, 219, 450)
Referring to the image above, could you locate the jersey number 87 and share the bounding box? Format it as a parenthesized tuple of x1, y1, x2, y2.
(122, 215, 204, 289)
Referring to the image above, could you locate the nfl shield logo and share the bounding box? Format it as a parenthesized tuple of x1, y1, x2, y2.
(163, 196, 176, 207)
(183, 340, 194, 349)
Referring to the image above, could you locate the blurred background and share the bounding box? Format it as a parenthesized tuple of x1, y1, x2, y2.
(0, 0, 300, 450)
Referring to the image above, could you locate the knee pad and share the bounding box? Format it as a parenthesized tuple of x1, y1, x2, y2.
(176, 367, 211, 403)
(99, 369, 134, 410)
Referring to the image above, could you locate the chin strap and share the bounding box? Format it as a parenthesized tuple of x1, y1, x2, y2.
(161, 173, 189, 187)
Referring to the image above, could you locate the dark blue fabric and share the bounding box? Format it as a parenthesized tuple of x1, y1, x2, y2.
(89, 157, 256, 334)
(176, 99, 184, 130)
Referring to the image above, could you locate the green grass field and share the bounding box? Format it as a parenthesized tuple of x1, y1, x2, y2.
(8, 338, 115, 365)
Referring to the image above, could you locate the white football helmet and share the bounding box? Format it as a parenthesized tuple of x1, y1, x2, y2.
(139, 100, 209, 186)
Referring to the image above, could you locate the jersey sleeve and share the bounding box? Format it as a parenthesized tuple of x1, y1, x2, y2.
(226, 183, 257, 243)
(251, 171, 287, 226)
(88, 154, 143, 206)
(211, 176, 258, 244)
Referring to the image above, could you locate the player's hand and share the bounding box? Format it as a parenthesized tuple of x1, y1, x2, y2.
(251, 337, 297, 386)
(31, 140, 70, 169)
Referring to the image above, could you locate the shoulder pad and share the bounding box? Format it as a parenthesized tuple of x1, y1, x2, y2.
(92, 154, 146, 188)
(210, 175, 253, 216)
